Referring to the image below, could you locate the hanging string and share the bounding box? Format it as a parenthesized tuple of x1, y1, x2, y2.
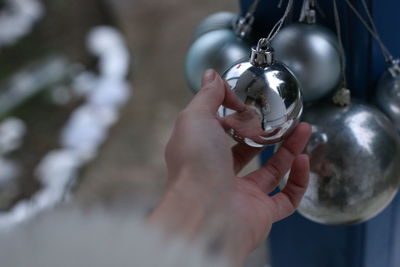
(247, 0, 262, 16)
(344, 0, 393, 63)
(333, 0, 347, 88)
(267, 0, 293, 41)
(258, 0, 293, 48)
(314, 0, 326, 19)
(332, 0, 351, 106)
(360, 0, 378, 34)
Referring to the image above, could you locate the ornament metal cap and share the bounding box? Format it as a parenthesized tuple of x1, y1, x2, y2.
(332, 87, 351, 106)
(250, 39, 274, 67)
(301, 9, 316, 24)
(234, 13, 254, 38)
(388, 59, 400, 77)
(299, 0, 316, 24)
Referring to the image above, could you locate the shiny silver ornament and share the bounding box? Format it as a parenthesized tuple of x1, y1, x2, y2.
(297, 101, 400, 225)
(193, 12, 238, 40)
(271, 8, 341, 102)
(219, 43, 303, 147)
(376, 59, 400, 131)
(185, 13, 252, 93)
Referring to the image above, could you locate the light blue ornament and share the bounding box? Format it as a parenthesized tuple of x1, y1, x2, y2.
(185, 12, 253, 93)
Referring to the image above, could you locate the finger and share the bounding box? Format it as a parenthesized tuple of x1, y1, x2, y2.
(232, 143, 262, 174)
(222, 80, 246, 112)
(187, 69, 223, 114)
(270, 154, 309, 222)
(243, 122, 311, 193)
(187, 69, 246, 115)
(217, 116, 231, 131)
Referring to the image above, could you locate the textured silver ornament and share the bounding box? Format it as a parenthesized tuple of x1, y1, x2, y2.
(185, 12, 253, 93)
(219, 43, 303, 147)
(376, 60, 400, 131)
(271, 11, 341, 102)
(296, 101, 400, 225)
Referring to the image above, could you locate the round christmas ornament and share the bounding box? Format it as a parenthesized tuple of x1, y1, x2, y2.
(286, 0, 400, 225)
(184, 2, 260, 93)
(219, 40, 303, 147)
(344, 0, 400, 133)
(271, 0, 341, 102)
(219, 0, 302, 147)
(185, 29, 250, 93)
(344, 0, 400, 131)
(298, 100, 400, 225)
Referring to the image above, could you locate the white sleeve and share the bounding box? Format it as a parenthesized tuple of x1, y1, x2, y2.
(0, 208, 228, 267)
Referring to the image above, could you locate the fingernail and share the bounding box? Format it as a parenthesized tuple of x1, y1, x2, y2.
(202, 69, 217, 85)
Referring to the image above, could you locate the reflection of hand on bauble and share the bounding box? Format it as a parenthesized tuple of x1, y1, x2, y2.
(221, 106, 265, 141)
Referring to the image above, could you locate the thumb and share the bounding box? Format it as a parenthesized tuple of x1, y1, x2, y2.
(187, 69, 246, 114)
(187, 69, 225, 114)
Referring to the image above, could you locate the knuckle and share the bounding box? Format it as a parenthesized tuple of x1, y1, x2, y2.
(266, 162, 281, 181)
(282, 145, 296, 158)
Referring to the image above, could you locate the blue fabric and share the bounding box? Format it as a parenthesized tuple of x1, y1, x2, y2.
(251, 1, 400, 266)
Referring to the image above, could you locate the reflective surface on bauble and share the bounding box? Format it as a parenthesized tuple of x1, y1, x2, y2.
(298, 101, 400, 225)
(219, 60, 303, 147)
(272, 23, 341, 102)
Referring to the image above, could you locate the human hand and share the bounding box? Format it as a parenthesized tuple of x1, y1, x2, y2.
(149, 70, 311, 265)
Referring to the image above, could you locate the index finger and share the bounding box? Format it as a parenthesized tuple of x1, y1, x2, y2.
(242, 122, 311, 193)
(270, 154, 310, 222)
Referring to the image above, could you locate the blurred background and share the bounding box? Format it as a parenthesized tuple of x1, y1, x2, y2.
(0, 0, 267, 265)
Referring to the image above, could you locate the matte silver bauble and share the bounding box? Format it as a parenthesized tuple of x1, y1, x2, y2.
(219, 45, 303, 147)
(193, 12, 238, 40)
(272, 23, 341, 102)
(185, 29, 250, 93)
(376, 60, 400, 131)
(298, 101, 400, 225)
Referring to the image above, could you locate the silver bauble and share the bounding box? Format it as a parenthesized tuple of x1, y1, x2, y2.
(185, 29, 250, 93)
(298, 101, 400, 225)
(272, 23, 341, 102)
(193, 12, 238, 40)
(219, 45, 303, 147)
(376, 60, 400, 131)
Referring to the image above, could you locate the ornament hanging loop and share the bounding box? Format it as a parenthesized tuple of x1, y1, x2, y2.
(257, 38, 269, 49)
(250, 0, 293, 67)
(331, 0, 351, 106)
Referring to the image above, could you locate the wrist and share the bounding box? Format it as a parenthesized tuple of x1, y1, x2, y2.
(148, 175, 253, 266)
(147, 184, 210, 238)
